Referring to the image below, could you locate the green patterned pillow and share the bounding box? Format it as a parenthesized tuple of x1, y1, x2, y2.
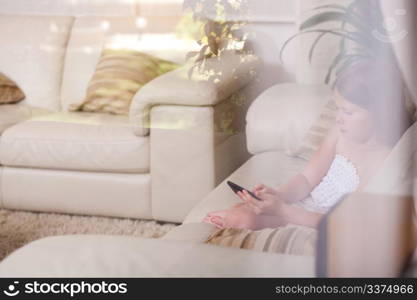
(69, 49, 180, 115)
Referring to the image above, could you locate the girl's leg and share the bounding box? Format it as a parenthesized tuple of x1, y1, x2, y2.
(203, 203, 287, 230)
(205, 207, 286, 230)
(253, 214, 287, 229)
(202, 203, 250, 228)
(223, 209, 287, 230)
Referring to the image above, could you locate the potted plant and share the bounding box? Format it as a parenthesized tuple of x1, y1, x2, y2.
(280, 0, 395, 85)
(180, 0, 256, 135)
(182, 0, 251, 76)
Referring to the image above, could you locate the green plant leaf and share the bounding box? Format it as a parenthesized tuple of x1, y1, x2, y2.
(195, 45, 209, 62)
(308, 31, 327, 64)
(300, 12, 347, 30)
(340, 0, 361, 52)
(208, 35, 218, 55)
(326, 53, 371, 85)
(335, 54, 370, 76)
(279, 29, 360, 64)
(330, 55, 361, 88)
(347, 30, 382, 53)
(325, 51, 346, 84)
(300, 11, 367, 33)
(204, 21, 214, 36)
(312, 4, 347, 12)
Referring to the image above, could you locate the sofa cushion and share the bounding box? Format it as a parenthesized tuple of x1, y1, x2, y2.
(0, 112, 149, 173)
(245, 83, 332, 155)
(1, 167, 152, 219)
(0, 73, 25, 104)
(0, 15, 74, 111)
(0, 105, 31, 135)
(69, 49, 179, 115)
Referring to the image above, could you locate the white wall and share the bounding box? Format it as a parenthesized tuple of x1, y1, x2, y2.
(0, 0, 138, 16)
(139, 0, 300, 91)
(228, 1, 299, 99)
(0, 0, 302, 100)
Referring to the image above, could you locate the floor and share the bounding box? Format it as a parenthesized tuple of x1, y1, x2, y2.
(0, 208, 177, 261)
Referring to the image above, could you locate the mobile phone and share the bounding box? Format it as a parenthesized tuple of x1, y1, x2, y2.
(226, 181, 263, 200)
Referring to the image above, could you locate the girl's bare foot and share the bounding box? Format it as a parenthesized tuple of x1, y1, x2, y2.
(202, 210, 228, 228)
(203, 208, 260, 230)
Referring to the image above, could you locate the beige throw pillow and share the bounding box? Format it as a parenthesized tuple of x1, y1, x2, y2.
(292, 100, 338, 161)
(0, 73, 25, 104)
(205, 224, 317, 256)
(69, 49, 180, 115)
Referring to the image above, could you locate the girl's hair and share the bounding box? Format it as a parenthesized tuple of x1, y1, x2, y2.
(334, 59, 411, 146)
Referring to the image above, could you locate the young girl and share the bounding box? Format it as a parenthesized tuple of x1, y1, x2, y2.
(203, 59, 411, 230)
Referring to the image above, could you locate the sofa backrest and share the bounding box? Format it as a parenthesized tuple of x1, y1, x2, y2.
(245, 83, 332, 155)
(60, 15, 196, 111)
(317, 191, 416, 277)
(0, 15, 73, 111)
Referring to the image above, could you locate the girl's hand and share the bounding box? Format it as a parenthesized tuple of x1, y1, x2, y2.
(237, 184, 285, 215)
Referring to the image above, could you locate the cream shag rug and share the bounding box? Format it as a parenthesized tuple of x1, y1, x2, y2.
(0, 209, 178, 261)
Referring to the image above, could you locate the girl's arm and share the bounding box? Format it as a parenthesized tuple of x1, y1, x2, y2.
(276, 127, 339, 204)
(242, 127, 339, 216)
(240, 189, 325, 228)
(281, 204, 324, 228)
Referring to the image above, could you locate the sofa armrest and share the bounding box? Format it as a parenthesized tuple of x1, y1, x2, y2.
(245, 83, 332, 155)
(129, 51, 260, 136)
(316, 192, 416, 277)
(150, 104, 250, 222)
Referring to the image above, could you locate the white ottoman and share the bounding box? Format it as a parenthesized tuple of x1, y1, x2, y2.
(0, 235, 315, 277)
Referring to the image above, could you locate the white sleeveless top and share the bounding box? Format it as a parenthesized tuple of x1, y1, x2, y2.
(298, 154, 360, 213)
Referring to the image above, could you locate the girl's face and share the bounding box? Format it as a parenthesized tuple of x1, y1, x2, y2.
(334, 89, 375, 143)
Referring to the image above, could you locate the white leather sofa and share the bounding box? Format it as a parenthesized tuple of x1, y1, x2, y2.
(0, 13, 259, 223)
(0, 83, 331, 277)
(1, 0, 416, 278)
(0, 82, 415, 277)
